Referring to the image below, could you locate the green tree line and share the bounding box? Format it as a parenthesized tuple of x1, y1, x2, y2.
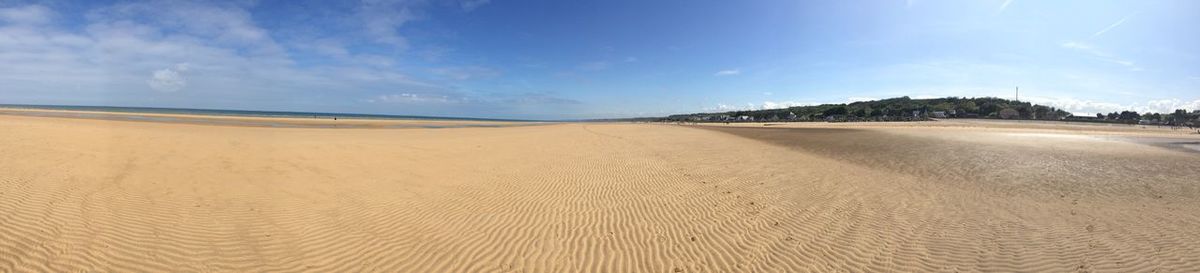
(657, 96, 1200, 126)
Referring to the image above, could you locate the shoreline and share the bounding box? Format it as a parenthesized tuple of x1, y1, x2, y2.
(0, 107, 546, 129)
(0, 104, 528, 122)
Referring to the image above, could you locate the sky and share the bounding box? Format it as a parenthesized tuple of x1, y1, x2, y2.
(1, 0, 1198, 119)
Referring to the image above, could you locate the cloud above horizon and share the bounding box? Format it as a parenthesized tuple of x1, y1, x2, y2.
(0, 1, 586, 119)
(147, 63, 189, 92)
(1027, 96, 1200, 116)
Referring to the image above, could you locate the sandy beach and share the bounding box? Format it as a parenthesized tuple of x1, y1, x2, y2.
(2, 112, 1199, 272)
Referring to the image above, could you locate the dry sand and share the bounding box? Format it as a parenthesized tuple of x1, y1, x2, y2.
(2, 113, 1199, 272)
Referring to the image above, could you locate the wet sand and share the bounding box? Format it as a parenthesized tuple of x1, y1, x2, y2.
(0, 108, 537, 129)
(712, 118, 1200, 137)
(2, 113, 1198, 272)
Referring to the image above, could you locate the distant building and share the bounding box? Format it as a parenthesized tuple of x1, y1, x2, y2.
(931, 111, 947, 118)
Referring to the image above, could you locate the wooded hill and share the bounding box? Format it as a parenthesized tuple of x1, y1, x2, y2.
(659, 96, 1197, 126)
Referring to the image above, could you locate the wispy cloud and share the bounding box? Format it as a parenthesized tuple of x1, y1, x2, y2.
(1060, 41, 1140, 71)
(577, 57, 637, 71)
(0, 3, 453, 108)
(0, 4, 53, 25)
(431, 66, 500, 80)
(459, 0, 491, 12)
(997, 0, 1014, 14)
(1061, 42, 1097, 53)
(1092, 14, 1133, 38)
(368, 93, 464, 104)
(577, 61, 610, 71)
(502, 92, 581, 105)
(358, 0, 420, 48)
(714, 69, 740, 76)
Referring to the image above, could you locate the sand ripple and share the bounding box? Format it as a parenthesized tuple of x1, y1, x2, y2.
(2, 115, 1198, 272)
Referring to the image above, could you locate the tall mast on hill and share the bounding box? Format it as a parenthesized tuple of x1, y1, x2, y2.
(1015, 86, 1019, 102)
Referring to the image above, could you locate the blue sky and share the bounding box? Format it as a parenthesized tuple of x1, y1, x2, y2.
(1, 0, 1197, 119)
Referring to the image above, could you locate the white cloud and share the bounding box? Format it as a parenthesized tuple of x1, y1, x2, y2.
(0, 2, 585, 119)
(714, 69, 740, 76)
(704, 103, 754, 112)
(0, 3, 439, 105)
(368, 93, 460, 104)
(1025, 96, 1200, 115)
(705, 101, 815, 112)
(760, 101, 814, 109)
(1144, 99, 1200, 113)
(148, 66, 187, 92)
(147, 63, 191, 93)
(623, 56, 638, 63)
